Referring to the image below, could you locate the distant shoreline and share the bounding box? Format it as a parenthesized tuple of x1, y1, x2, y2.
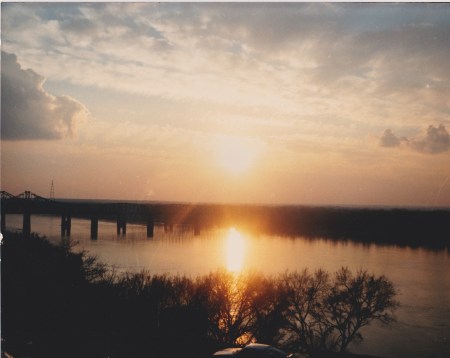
(53, 198, 450, 211)
(3, 199, 449, 250)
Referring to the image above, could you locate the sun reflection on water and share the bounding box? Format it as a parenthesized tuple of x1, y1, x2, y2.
(225, 227, 246, 273)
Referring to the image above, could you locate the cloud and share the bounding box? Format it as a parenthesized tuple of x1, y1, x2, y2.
(380, 129, 402, 148)
(411, 124, 450, 154)
(380, 124, 450, 154)
(1, 51, 88, 140)
(2, 3, 450, 139)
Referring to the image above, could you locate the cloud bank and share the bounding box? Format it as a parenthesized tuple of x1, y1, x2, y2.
(1, 51, 88, 140)
(380, 124, 450, 154)
(2, 3, 449, 133)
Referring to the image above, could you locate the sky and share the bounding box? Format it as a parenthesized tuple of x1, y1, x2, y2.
(1, 2, 450, 207)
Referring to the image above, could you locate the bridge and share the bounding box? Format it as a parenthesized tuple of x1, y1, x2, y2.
(1, 191, 449, 249)
(1, 191, 204, 239)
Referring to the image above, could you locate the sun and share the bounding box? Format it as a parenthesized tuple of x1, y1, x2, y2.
(214, 135, 261, 175)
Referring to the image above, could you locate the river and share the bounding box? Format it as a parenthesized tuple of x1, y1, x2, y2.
(3, 214, 450, 358)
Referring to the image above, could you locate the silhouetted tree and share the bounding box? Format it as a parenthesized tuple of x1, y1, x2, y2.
(195, 270, 253, 346)
(193, 270, 288, 348)
(1, 232, 108, 358)
(319, 268, 399, 352)
(250, 273, 290, 345)
(281, 269, 332, 352)
(2, 231, 399, 358)
(280, 267, 398, 354)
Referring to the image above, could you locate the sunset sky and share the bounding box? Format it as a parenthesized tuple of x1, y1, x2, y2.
(2, 2, 450, 207)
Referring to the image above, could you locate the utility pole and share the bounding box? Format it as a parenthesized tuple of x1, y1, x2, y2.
(50, 180, 55, 200)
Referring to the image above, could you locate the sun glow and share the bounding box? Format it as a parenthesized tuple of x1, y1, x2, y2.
(225, 227, 246, 272)
(215, 135, 261, 175)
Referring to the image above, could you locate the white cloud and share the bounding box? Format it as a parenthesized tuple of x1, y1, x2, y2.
(2, 3, 450, 140)
(1, 51, 88, 140)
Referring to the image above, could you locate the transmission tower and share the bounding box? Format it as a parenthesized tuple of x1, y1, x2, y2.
(50, 180, 55, 199)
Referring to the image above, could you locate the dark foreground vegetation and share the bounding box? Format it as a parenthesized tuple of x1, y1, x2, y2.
(2, 231, 398, 358)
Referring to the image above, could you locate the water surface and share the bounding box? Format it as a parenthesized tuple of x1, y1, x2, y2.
(4, 214, 450, 358)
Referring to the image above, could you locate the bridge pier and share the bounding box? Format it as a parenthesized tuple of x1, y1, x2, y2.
(91, 215, 98, 239)
(61, 215, 71, 237)
(117, 216, 127, 235)
(1, 208, 5, 233)
(23, 211, 31, 238)
(147, 217, 154, 238)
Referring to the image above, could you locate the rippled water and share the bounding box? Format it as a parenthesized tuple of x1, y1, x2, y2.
(3, 214, 450, 358)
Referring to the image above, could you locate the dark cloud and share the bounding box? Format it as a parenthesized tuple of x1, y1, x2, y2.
(411, 124, 450, 154)
(380, 124, 450, 154)
(1, 51, 87, 140)
(380, 129, 402, 148)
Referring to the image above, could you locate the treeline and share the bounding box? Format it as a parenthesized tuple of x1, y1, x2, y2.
(187, 205, 450, 249)
(5, 196, 448, 249)
(2, 232, 398, 358)
(141, 204, 450, 249)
